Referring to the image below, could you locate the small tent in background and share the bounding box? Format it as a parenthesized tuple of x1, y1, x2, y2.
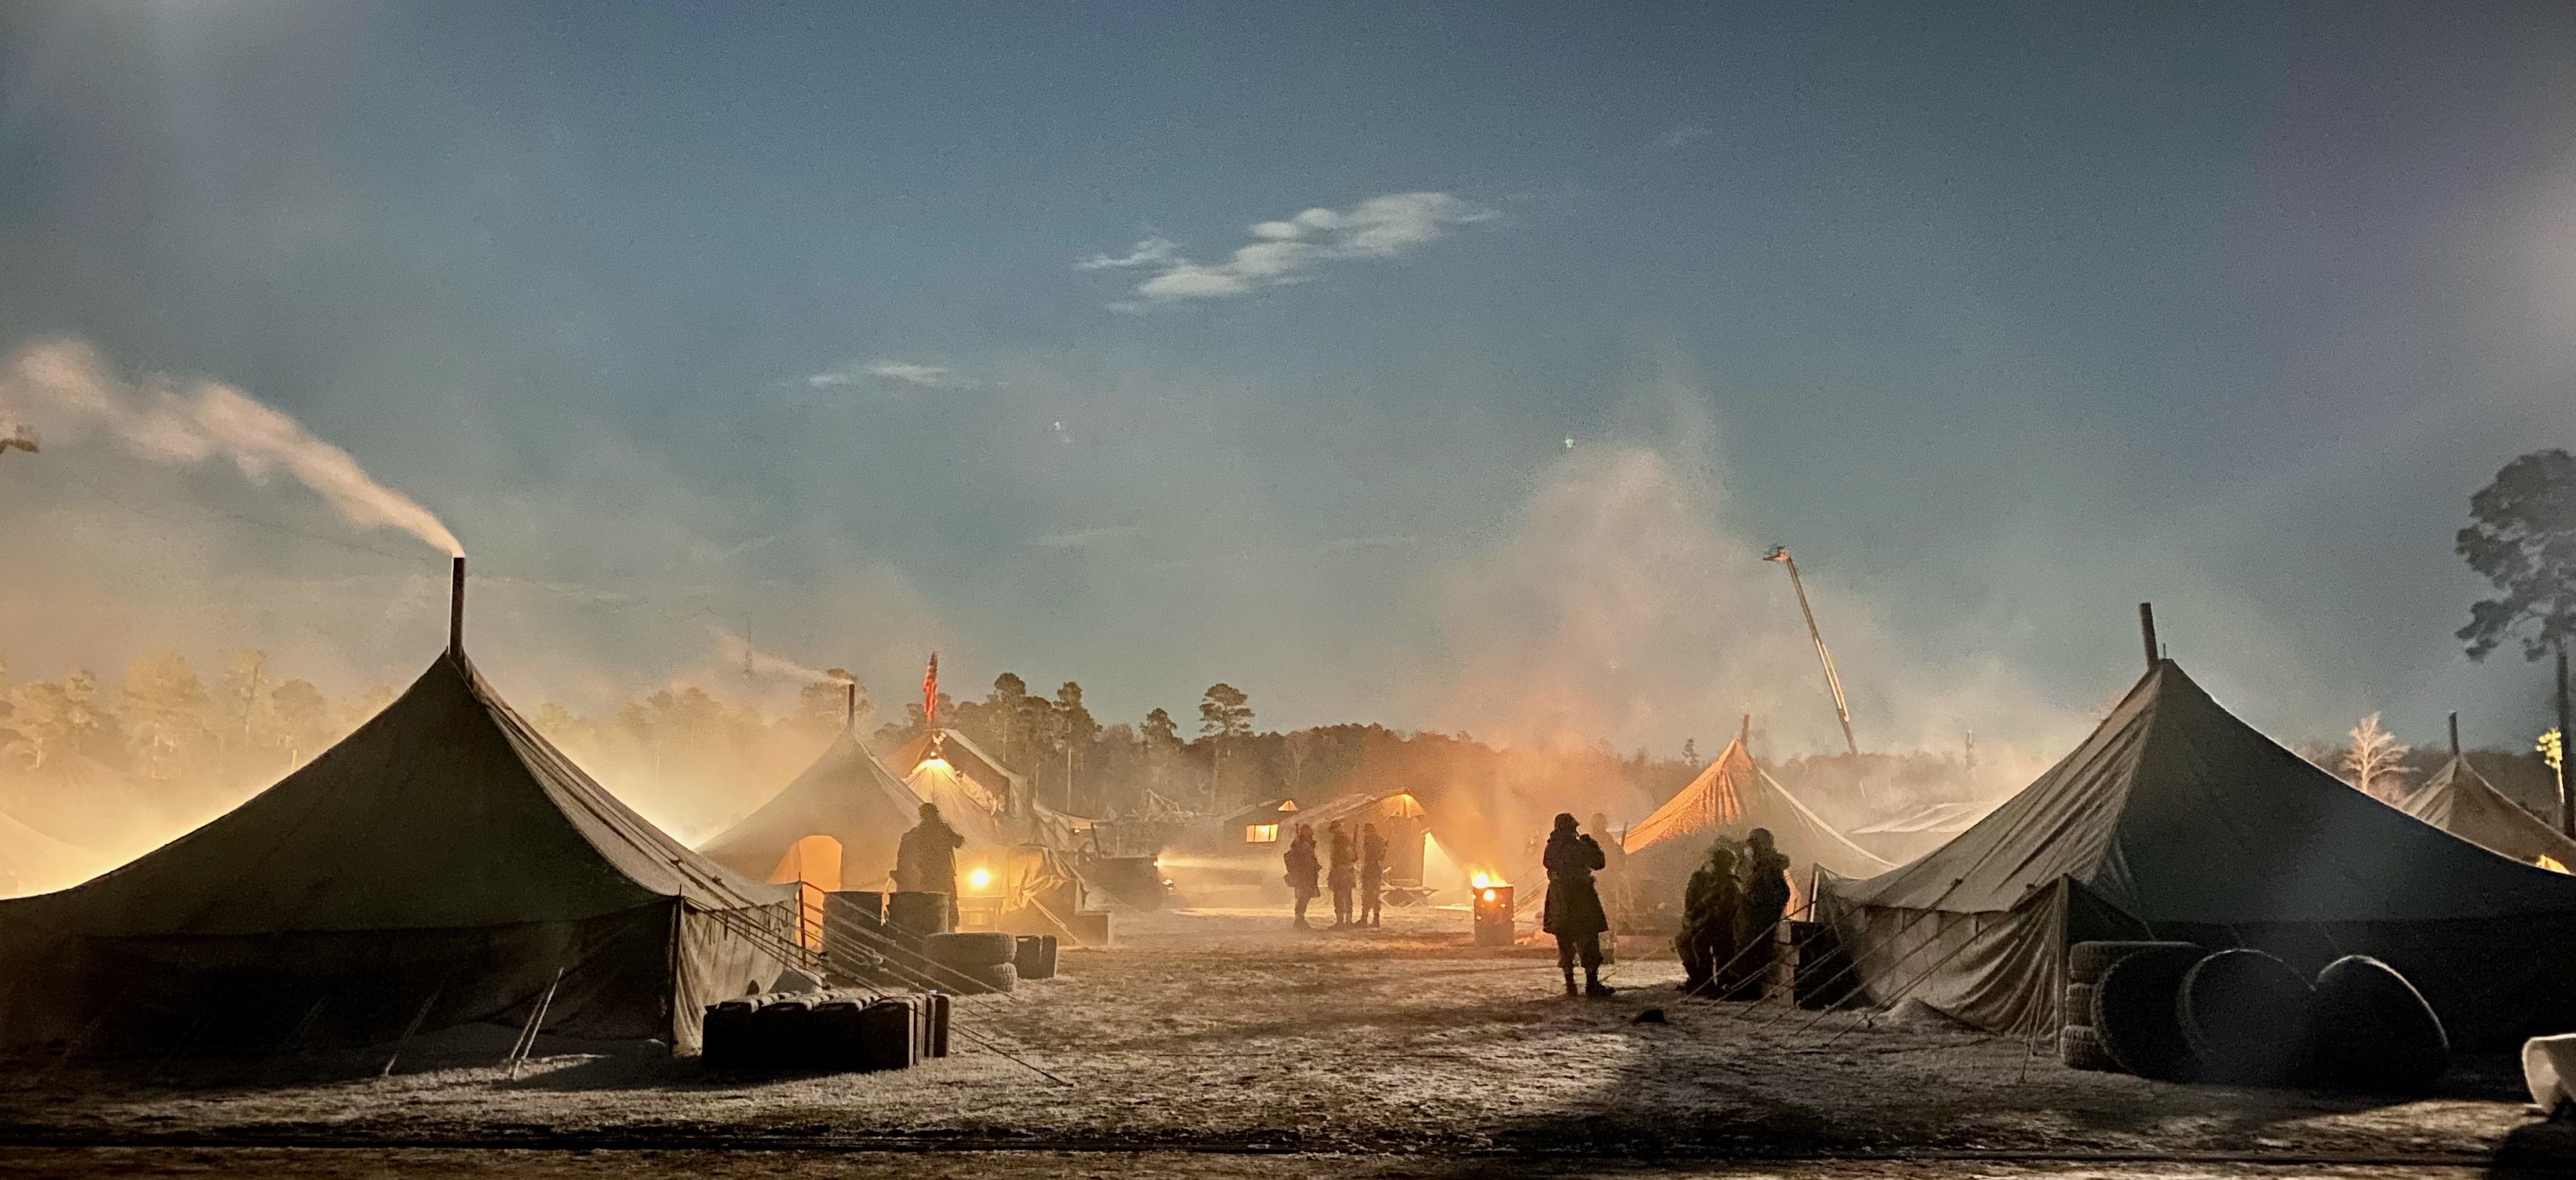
(1274, 791, 1432, 887)
(698, 722, 928, 892)
(2404, 756, 2576, 872)
(1620, 727, 1892, 927)
(0, 752, 195, 875)
(0, 809, 98, 899)
(0, 567, 796, 1057)
(1821, 659, 2576, 1049)
(890, 729, 1025, 820)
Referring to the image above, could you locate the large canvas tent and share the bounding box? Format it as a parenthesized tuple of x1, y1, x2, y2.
(698, 724, 926, 891)
(0, 650, 796, 1056)
(1623, 733, 1892, 913)
(1820, 660, 2576, 1049)
(2402, 756, 2576, 872)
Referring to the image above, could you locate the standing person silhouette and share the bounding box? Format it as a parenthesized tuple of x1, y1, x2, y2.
(1359, 823, 1387, 927)
(1729, 827, 1793, 1001)
(1283, 824, 1322, 930)
(1327, 821, 1359, 928)
(1675, 842, 1741, 997)
(1541, 813, 1615, 998)
(893, 802, 965, 928)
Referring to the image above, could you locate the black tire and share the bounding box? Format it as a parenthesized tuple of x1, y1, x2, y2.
(2069, 940, 2200, 985)
(2178, 949, 2314, 1086)
(700, 999, 760, 1069)
(2064, 982, 2097, 1025)
(949, 960, 1017, 995)
(2306, 955, 2448, 1094)
(2060, 1023, 2122, 1072)
(2093, 944, 2203, 1082)
(924, 931, 1017, 969)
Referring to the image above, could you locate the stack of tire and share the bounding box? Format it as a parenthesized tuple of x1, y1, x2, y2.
(2060, 941, 2447, 1093)
(701, 988, 947, 1074)
(925, 932, 1020, 994)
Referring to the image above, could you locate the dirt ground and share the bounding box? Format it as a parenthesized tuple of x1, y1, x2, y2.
(0, 906, 2560, 1177)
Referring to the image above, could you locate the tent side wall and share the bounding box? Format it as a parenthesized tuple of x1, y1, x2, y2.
(1817, 878, 2075, 1037)
(0, 898, 795, 1056)
(673, 900, 799, 1054)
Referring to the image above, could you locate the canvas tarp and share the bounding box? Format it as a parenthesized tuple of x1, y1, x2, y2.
(1819, 660, 2576, 1049)
(1848, 800, 1996, 865)
(0, 652, 796, 1056)
(2402, 756, 2576, 872)
(698, 725, 926, 890)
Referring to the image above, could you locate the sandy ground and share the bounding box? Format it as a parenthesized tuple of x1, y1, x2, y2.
(0, 906, 2559, 1177)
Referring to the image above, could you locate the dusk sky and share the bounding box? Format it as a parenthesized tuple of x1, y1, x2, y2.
(8, 1, 2576, 762)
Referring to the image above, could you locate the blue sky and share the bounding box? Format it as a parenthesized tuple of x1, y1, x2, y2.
(6, 1, 2576, 759)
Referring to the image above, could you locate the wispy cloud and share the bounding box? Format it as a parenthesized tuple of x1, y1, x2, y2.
(1318, 534, 1415, 553)
(1030, 525, 1144, 550)
(1074, 237, 1180, 271)
(1081, 192, 1496, 310)
(807, 360, 984, 391)
(1657, 123, 1710, 150)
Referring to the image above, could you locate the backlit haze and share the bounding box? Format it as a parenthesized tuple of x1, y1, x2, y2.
(8, 1, 2576, 841)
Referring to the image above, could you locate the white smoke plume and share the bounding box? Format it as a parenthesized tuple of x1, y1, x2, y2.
(709, 626, 851, 685)
(0, 339, 463, 557)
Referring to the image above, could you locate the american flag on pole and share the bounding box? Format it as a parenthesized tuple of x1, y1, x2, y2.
(921, 652, 939, 732)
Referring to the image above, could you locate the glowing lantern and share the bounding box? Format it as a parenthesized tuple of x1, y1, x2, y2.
(1471, 877, 1515, 947)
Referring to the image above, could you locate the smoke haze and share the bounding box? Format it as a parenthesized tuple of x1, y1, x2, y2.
(1, 340, 464, 558)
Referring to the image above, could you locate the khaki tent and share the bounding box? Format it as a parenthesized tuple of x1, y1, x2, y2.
(0, 652, 796, 1056)
(0, 809, 96, 900)
(1821, 660, 2576, 1049)
(1623, 734, 1892, 913)
(2402, 756, 2576, 872)
(891, 729, 1025, 819)
(698, 725, 926, 891)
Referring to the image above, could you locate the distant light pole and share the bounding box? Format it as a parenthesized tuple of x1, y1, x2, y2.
(1764, 546, 1860, 757)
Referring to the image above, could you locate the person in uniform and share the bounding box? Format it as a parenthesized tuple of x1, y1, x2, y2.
(1283, 823, 1322, 929)
(1359, 823, 1388, 927)
(1727, 826, 1793, 1001)
(1589, 810, 1628, 940)
(893, 802, 966, 926)
(1327, 821, 1359, 927)
(1541, 812, 1615, 998)
(1675, 841, 1741, 997)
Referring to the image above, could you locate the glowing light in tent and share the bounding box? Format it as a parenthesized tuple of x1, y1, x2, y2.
(967, 867, 993, 891)
(1246, 824, 1280, 843)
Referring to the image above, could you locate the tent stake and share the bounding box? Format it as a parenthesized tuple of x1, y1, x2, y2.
(507, 969, 564, 1080)
(380, 986, 441, 1078)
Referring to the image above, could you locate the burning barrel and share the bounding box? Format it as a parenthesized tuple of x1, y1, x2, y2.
(1472, 881, 1515, 946)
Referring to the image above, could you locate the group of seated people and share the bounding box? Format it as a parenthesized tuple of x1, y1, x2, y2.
(1673, 827, 1794, 999)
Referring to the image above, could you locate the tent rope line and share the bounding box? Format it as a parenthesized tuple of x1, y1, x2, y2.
(1808, 912, 1997, 1045)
